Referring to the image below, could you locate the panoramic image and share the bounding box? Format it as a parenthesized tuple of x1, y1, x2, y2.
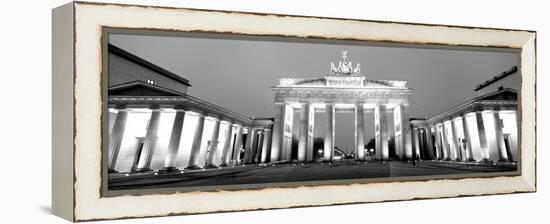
(105, 32, 519, 191)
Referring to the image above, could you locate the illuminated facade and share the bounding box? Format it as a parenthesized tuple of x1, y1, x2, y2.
(410, 66, 519, 162)
(269, 52, 413, 162)
(107, 43, 518, 175)
(107, 45, 272, 173)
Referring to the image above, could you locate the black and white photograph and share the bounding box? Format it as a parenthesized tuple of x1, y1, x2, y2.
(4, 0, 549, 222)
(105, 31, 520, 192)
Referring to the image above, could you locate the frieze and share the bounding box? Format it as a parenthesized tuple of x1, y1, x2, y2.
(108, 96, 255, 126)
(427, 100, 518, 123)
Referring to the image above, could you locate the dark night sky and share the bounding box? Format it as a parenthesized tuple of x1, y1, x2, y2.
(110, 34, 518, 151)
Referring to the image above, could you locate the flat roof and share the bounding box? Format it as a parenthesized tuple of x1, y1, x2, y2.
(108, 44, 191, 86)
(474, 66, 517, 91)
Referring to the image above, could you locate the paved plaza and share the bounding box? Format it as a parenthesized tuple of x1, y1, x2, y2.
(108, 160, 517, 190)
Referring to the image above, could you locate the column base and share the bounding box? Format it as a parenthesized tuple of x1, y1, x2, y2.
(204, 164, 219, 169)
(108, 169, 118, 174)
(186, 165, 202, 170)
(479, 159, 493, 164)
(133, 167, 153, 173)
(158, 167, 179, 174)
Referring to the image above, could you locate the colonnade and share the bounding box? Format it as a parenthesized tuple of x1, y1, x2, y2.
(269, 102, 413, 163)
(107, 105, 273, 173)
(412, 110, 517, 162)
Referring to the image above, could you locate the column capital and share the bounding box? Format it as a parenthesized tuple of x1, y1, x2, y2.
(207, 116, 221, 121)
(110, 107, 129, 113)
(450, 116, 462, 122)
(375, 100, 390, 105)
(193, 112, 205, 117)
(221, 120, 234, 125)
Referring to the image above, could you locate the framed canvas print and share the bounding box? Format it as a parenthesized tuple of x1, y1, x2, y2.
(52, 1, 537, 222)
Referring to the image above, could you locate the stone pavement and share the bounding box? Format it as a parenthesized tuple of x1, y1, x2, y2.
(108, 160, 517, 191)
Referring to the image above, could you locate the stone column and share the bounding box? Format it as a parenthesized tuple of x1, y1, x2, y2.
(282, 105, 294, 161)
(441, 122, 451, 160)
(298, 103, 310, 162)
(254, 131, 264, 163)
(220, 122, 234, 166)
(418, 129, 425, 159)
(206, 118, 221, 167)
(187, 113, 206, 169)
(135, 106, 161, 172)
(461, 114, 474, 161)
(425, 127, 435, 160)
(412, 128, 419, 159)
(450, 118, 461, 161)
(402, 105, 412, 160)
(393, 104, 405, 160)
(434, 125, 442, 160)
(232, 125, 243, 165)
(161, 108, 186, 172)
(355, 103, 366, 161)
(261, 129, 272, 163)
(306, 104, 315, 162)
(508, 111, 518, 161)
(270, 104, 284, 162)
(475, 111, 489, 161)
(107, 106, 128, 173)
(323, 102, 335, 162)
(493, 111, 508, 161)
(244, 128, 257, 164)
(375, 104, 389, 160)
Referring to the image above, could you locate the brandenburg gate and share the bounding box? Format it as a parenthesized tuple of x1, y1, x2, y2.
(269, 52, 413, 163)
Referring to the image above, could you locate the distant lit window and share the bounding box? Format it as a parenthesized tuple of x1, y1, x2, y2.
(146, 79, 156, 85)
